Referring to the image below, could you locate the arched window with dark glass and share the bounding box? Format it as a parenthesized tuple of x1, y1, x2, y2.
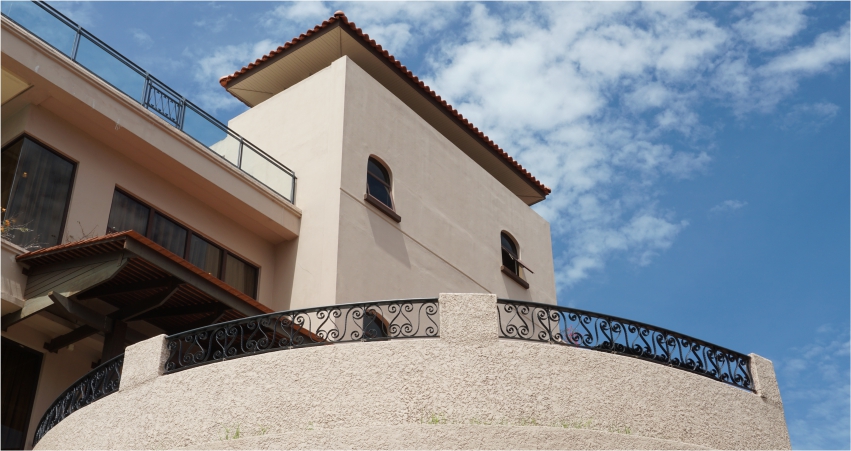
(366, 157, 393, 209)
(501, 231, 530, 288)
(364, 156, 400, 222)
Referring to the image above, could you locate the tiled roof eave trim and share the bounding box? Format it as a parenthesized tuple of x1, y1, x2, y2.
(219, 13, 551, 197)
(16, 231, 273, 314)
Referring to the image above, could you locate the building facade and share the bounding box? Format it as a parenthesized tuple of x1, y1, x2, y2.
(1, 3, 788, 450)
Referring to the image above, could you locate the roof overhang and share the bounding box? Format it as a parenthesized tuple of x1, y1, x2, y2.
(221, 15, 550, 205)
(3, 232, 271, 346)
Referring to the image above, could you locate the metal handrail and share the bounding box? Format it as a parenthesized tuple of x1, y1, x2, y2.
(164, 298, 440, 374)
(496, 298, 754, 391)
(33, 353, 124, 445)
(1, 1, 297, 203)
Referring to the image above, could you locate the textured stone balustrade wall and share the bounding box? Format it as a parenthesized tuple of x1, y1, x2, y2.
(34, 293, 790, 450)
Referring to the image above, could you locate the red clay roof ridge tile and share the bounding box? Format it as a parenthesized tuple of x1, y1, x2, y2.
(219, 13, 551, 196)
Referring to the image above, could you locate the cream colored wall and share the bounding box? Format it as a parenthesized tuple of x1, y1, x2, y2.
(33, 294, 790, 450)
(337, 58, 557, 304)
(4, 105, 281, 308)
(227, 59, 348, 310)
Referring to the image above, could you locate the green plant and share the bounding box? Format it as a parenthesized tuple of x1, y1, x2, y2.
(423, 413, 446, 425)
(222, 425, 241, 440)
(1, 218, 42, 250)
(519, 418, 540, 426)
(560, 419, 593, 429)
(608, 425, 631, 435)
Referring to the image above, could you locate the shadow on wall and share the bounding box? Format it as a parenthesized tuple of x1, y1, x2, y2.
(273, 238, 299, 311)
(367, 208, 410, 268)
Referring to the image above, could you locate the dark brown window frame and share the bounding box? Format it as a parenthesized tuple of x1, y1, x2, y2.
(106, 188, 259, 298)
(501, 231, 531, 290)
(1, 134, 77, 249)
(365, 157, 401, 223)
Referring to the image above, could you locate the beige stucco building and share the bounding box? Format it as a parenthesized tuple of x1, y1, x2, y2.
(1, 3, 788, 450)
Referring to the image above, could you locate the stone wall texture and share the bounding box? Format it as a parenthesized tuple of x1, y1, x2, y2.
(34, 294, 790, 450)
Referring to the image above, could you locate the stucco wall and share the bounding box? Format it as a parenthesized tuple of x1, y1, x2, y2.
(229, 56, 557, 308)
(338, 58, 557, 305)
(34, 294, 789, 450)
(227, 60, 347, 310)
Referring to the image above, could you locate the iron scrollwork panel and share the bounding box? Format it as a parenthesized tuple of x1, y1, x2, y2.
(33, 354, 124, 445)
(164, 299, 439, 374)
(143, 78, 183, 127)
(497, 299, 753, 391)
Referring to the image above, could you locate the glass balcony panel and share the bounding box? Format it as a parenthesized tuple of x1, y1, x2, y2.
(74, 35, 145, 101)
(240, 143, 294, 199)
(1, 2, 76, 56)
(181, 107, 240, 166)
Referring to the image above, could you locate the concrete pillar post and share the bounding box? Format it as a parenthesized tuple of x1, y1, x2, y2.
(119, 334, 168, 392)
(750, 353, 785, 407)
(437, 293, 498, 345)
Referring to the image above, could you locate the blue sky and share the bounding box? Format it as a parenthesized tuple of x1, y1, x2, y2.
(20, 1, 851, 448)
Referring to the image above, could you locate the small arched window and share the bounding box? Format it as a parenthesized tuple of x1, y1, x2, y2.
(501, 232, 531, 289)
(364, 157, 401, 222)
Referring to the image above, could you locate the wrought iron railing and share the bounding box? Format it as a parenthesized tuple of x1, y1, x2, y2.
(164, 299, 440, 373)
(1, 1, 296, 203)
(497, 299, 754, 391)
(33, 353, 123, 445)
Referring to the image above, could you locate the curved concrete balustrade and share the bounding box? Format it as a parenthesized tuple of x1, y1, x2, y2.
(34, 294, 790, 450)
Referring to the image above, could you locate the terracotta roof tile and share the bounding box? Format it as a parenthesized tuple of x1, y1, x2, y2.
(219, 12, 551, 196)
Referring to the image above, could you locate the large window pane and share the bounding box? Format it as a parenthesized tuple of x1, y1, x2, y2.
(75, 35, 145, 101)
(188, 234, 222, 277)
(2, 138, 75, 249)
(182, 107, 240, 166)
(150, 213, 187, 256)
(224, 254, 257, 298)
(1, 2, 76, 56)
(367, 174, 392, 208)
(106, 190, 150, 235)
(1, 140, 23, 211)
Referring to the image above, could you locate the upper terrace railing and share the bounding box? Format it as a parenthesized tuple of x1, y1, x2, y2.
(33, 353, 123, 445)
(164, 298, 440, 373)
(496, 299, 754, 391)
(1, 1, 296, 203)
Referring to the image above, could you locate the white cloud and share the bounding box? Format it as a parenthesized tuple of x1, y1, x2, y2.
(194, 14, 234, 34)
(51, 2, 97, 28)
(414, 3, 847, 286)
(781, 102, 840, 130)
(777, 326, 851, 449)
(710, 200, 748, 214)
(733, 2, 811, 51)
(342, 2, 461, 57)
(186, 39, 275, 113)
(130, 29, 153, 48)
(761, 23, 851, 76)
(261, 2, 332, 29)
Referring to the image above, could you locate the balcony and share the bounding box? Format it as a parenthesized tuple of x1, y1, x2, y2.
(0, 1, 296, 204)
(31, 294, 789, 450)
